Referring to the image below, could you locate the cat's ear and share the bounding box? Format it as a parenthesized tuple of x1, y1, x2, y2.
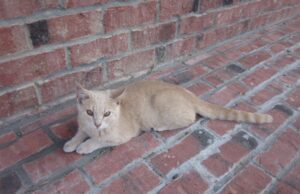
(109, 87, 125, 99)
(76, 82, 89, 104)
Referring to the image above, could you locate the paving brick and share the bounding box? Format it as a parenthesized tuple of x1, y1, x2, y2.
(0, 25, 29, 56)
(202, 53, 230, 69)
(187, 81, 212, 96)
(0, 172, 22, 194)
(34, 170, 89, 194)
(160, 0, 194, 20)
(271, 54, 297, 69)
(70, 33, 128, 66)
(165, 38, 195, 61)
(205, 68, 235, 87)
(239, 51, 271, 68)
(0, 130, 52, 171)
(280, 162, 300, 191)
(158, 170, 208, 194)
(221, 165, 271, 194)
(131, 22, 176, 49)
(48, 10, 102, 43)
(207, 120, 236, 135)
(103, 1, 156, 32)
(286, 87, 300, 108)
(0, 131, 17, 145)
(101, 164, 160, 194)
(256, 128, 300, 175)
(84, 133, 159, 184)
(250, 82, 283, 105)
(278, 68, 300, 86)
(0, 49, 66, 87)
(272, 181, 300, 194)
(150, 134, 204, 175)
(242, 66, 277, 87)
(50, 118, 77, 140)
(108, 50, 155, 80)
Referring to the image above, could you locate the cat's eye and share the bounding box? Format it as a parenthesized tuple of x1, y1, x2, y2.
(86, 109, 93, 116)
(104, 111, 111, 117)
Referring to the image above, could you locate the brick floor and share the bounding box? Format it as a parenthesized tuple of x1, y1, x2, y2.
(1, 16, 300, 194)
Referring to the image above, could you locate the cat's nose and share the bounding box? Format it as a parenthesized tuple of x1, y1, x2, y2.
(95, 122, 101, 128)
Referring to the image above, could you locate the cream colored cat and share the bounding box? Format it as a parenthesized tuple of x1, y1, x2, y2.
(63, 80, 272, 154)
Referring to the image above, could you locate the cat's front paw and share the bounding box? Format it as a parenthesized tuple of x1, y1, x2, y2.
(76, 140, 99, 154)
(63, 140, 79, 153)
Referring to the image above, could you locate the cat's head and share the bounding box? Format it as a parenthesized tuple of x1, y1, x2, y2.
(76, 84, 124, 131)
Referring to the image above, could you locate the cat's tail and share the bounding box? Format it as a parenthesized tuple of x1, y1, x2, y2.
(195, 100, 273, 124)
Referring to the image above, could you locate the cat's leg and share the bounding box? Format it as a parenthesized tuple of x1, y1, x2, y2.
(63, 130, 88, 152)
(76, 138, 111, 154)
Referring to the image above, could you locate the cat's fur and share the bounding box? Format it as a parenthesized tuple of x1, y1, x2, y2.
(64, 80, 273, 154)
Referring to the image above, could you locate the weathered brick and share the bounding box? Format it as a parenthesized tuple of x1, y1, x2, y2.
(0, 130, 52, 171)
(271, 54, 296, 69)
(84, 133, 159, 184)
(250, 82, 283, 105)
(48, 10, 102, 43)
(272, 181, 300, 194)
(28, 20, 49, 47)
(103, 1, 156, 32)
(187, 81, 212, 96)
(202, 53, 230, 69)
(160, 0, 194, 20)
(221, 165, 271, 193)
(0, 0, 60, 19)
(24, 149, 80, 183)
(70, 33, 128, 66)
(279, 68, 300, 86)
(101, 164, 160, 194)
(50, 118, 77, 140)
(205, 68, 235, 87)
(184, 53, 210, 66)
(158, 171, 208, 194)
(239, 51, 271, 68)
(0, 86, 38, 118)
(150, 134, 204, 175)
(256, 128, 300, 175)
(196, 30, 219, 50)
(165, 38, 195, 60)
(207, 120, 236, 135)
(286, 87, 300, 108)
(108, 49, 155, 80)
(269, 41, 293, 54)
(64, 0, 108, 8)
(280, 162, 300, 192)
(0, 131, 17, 145)
(0, 172, 22, 194)
(0, 25, 29, 56)
(180, 13, 215, 34)
(39, 66, 102, 103)
(0, 49, 66, 87)
(131, 22, 176, 49)
(209, 82, 247, 105)
(34, 170, 89, 194)
(199, 0, 223, 12)
(242, 66, 277, 87)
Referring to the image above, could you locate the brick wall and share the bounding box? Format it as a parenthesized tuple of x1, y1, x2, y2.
(0, 0, 300, 124)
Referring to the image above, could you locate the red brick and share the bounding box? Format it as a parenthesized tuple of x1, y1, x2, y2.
(84, 133, 159, 184)
(64, 0, 108, 8)
(272, 181, 300, 194)
(205, 69, 235, 87)
(207, 120, 236, 135)
(70, 33, 128, 66)
(250, 83, 283, 105)
(34, 170, 89, 194)
(279, 68, 300, 86)
(24, 149, 80, 183)
(242, 67, 277, 87)
(0, 49, 66, 87)
(215, 7, 241, 26)
(50, 118, 77, 140)
(209, 82, 247, 105)
(0, 130, 52, 171)
(131, 22, 176, 49)
(202, 154, 230, 177)
(271, 54, 297, 69)
(202, 53, 230, 69)
(0, 25, 29, 56)
(150, 135, 203, 175)
(199, 0, 222, 12)
(48, 10, 102, 43)
(146, 63, 184, 80)
(184, 53, 210, 66)
(256, 129, 300, 175)
(219, 140, 250, 164)
(238, 39, 268, 54)
(159, 127, 185, 140)
(239, 51, 271, 68)
(180, 13, 215, 34)
(158, 171, 208, 194)
(0, 0, 60, 19)
(221, 165, 271, 194)
(160, 0, 193, 20)
(269, 41, 293, 54)
(187, 81, 212, 96)
(165, 38, 195, 60)
(0, 131, 17, 145)
(281, 163, 300, 191)
(108, 49, 155, 80)
(101, 164, 160, 194)
(196, 30, 219, 50)
(39, 67, 102, 103)
(250, 105, 292, 138)
(103, 1, 156, 32)
(294, 116, 300, 130)
(0, 86, 38, 118)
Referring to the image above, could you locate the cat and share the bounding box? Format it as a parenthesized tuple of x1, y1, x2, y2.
(63, 80, 273, 154)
